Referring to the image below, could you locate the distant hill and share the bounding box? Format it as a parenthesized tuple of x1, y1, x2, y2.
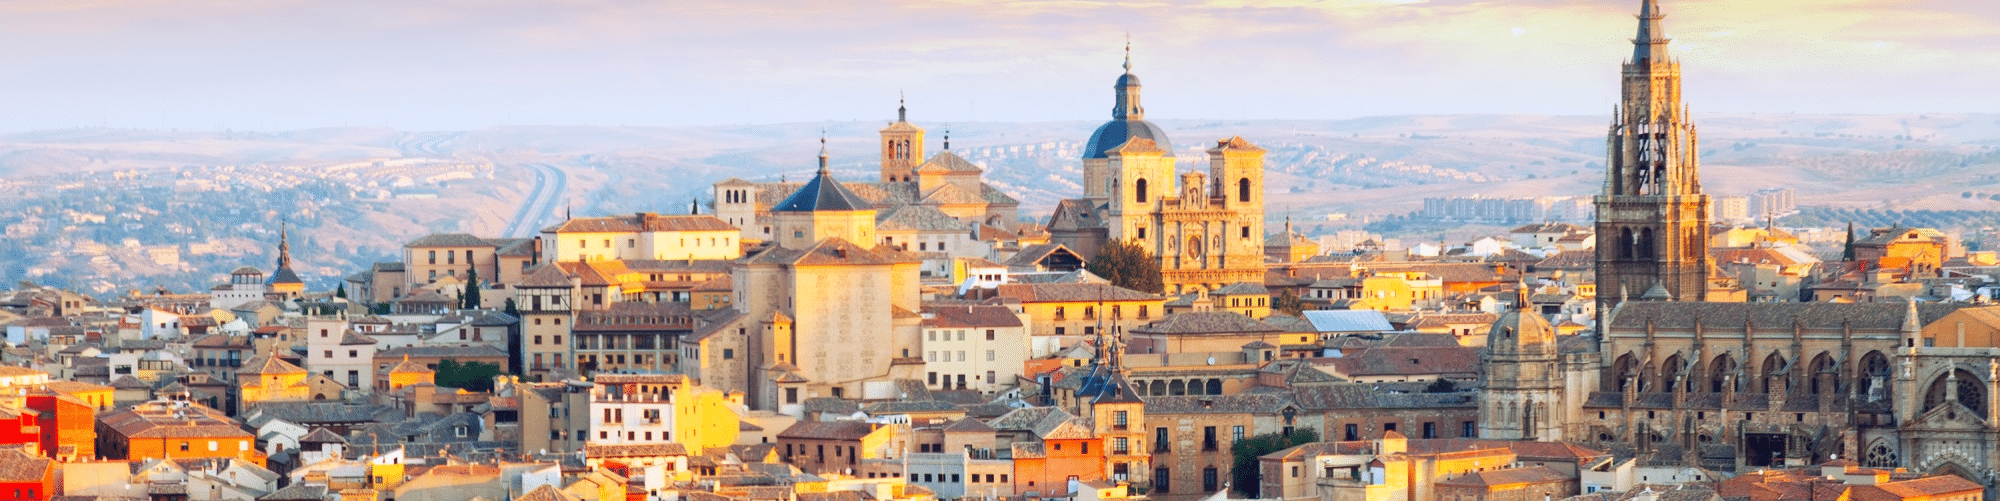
(3, 114, 1997, 294)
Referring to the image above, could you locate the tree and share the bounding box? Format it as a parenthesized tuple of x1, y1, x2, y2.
(335, 283, 348, 299)
(1272, 290, 1305, 316)
(434, 359, 505, 392)
(1425, 378, 1457, 393)
(1842, 221, 1857, 261)
(1087, 239, 1164, 294)
(462, 267, 482, 309)
(1230, 428, 1319, 497)
(503, 298, 520, 318)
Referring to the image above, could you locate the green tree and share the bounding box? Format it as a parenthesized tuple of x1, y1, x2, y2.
(462, 267, 482, 309)
(434, 359, 504, 392)
(1231, 428, 1320, 497)
(1272, 290, 1306, 316)
(1087, 239, 1164, 294)
(371, 303, 392, 315)
(1425, 378, 1457, 393)
(335, 283, 348, 299)
(503, 298, 520, 318)
(1842, 221, 1857, 261)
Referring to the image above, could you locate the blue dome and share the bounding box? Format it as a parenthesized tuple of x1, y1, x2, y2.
(1116, 72, 1140, 87)
(1082, 119, 1174, 160)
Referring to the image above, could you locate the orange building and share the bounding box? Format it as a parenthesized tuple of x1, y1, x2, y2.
(95, 400, 263, 466)
(42, 381, 113, 411)
(1011, 419, 1106, 496)
(239, 356, 313, 408)
(24, 391, 93, 461)
(0, 447, 54, 501)
(376, 356, 437, 394)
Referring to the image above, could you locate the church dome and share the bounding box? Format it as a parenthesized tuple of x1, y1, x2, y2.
(1116, 72, 1140, 87)
(1488, 309, 1557, 353)
(1083, 119, 1173, 160)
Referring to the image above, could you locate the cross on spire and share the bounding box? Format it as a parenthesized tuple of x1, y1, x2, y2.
(1122, 34, 1132, 73)
(817, 131, 830, 174)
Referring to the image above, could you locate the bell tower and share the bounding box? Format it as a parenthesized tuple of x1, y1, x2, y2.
(879, 97, 925, 183)
(1596, 0, 1709, 324)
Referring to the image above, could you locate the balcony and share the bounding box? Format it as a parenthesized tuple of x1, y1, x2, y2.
(1202, 440, 1218, 452)
(1154, 443, 1171, 454)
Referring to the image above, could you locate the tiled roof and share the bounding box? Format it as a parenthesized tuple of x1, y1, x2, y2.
(777, 420, 878, 440)
(1434, 466, 1570, 486)
(925, 305, 1023, 328)
(1145, 394, 1296, 415)
(0, 448, 51, 482)
(994, 283, 1158, 303)
(1212, 282, 1269, 295)
(741, 238, 908, 267)
(1132, 311, 1281, 335)
(986, 407, 1075, 437)
(242, 355, 308, 376)
(586, 443, 690, 458)
(515, 265, 574, 288)
(406, 233, 496, 248)
(876, 205, 970, 232)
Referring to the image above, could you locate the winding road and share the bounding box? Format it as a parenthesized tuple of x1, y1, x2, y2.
(501, 163, 568, 238)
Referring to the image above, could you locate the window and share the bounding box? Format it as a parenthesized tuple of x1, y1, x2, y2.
(1114, 411, 1128, 428)
(1422, 422, 1436, 439)
(723, 349, 734, 359)
(428, 250, 436, 264)
(1344, 424, 1359, 441)
(1113, 437, 1129, 454)
(348, 350, 357, 358)
(323, 350, 333, 358)
(209, 441, 218, 451)
(1463, 421, 1476, 438)
(986, 330, 996, 340)
(1203, 426, 1218, 451)
(986, 350, 995, 361)
(1202, 467, 1219, 492)
(1232, 426, 1244, 442)
(1081, 442, 1089, 454)
(180, 442, 190, 452)
(786, 388, 798, 404)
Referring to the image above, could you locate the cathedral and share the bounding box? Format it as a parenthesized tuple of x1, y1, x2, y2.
(1478, 2, 2000, 491)
(1047, 50, 1269, 293)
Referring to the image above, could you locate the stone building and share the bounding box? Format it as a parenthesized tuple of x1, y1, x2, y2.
(1594, 0, 1712, 322)
(1045, 52, 1270, 293)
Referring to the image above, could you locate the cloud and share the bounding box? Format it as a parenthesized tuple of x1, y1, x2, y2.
(0, 0, 1993, 132)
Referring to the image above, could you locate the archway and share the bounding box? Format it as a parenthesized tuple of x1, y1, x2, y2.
(1206, 379, 1222, 395)
(1922, 369, 1987, 419)
(1659, 354, 1686, 393)
(1169, 380, 1186, 396)
(1760, 352, 1788, 393)
(1709, 353, 1737, 393)
(1858, 351, 1891, 401)
(1808, 352, 1837, 395)
(1610, 353, 1639, 393)
(1150, 380, 1167, 396)
(1863, 440, 1899, 468)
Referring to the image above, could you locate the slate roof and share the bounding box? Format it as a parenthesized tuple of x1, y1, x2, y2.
(986, 407, 1076, 437)
(772, 166, 872, 212)
(1047, 199, 1108, 232)
(376, 345, 508, 359)
(1321, 346, 1481, 378)
(1084, 119, 1174, 160)
(1302, 310, 1396, 333)
(1607, 302, 1969, 331)
(1290, 384, 1478, 410)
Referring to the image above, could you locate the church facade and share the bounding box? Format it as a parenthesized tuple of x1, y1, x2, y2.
(1479, 2, 2000, 491)
(1047, 52, 1269, 293)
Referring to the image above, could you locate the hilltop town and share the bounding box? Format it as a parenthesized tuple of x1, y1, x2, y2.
(4, 2, 2000, 501)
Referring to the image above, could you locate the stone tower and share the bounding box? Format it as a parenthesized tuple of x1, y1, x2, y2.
(1595, 0, 1709, 322)
(1480, 285, 1565, 441)
(880, 98, 925, 182)
(1083, 44, 1174, 202)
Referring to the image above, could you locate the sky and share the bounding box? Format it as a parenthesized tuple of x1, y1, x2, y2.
(1, 0, 1995, 133)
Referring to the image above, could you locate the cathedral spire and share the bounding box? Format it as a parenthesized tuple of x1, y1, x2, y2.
(897, 92, 907, 123)
(1633, 0, 1670, 64)
(276, 222, 293, 271)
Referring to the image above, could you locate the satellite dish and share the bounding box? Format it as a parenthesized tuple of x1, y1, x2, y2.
(1207, 356, 1215, 366)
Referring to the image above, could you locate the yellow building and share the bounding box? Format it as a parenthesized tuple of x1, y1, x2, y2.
(238, 356, 312, 407)
(1211, 282, 1272, 318)
(540, 212, 742, 263)
(1354, 272, 1445, 312)
(673, 384, 743, 455)
(44, 380, 114, 410)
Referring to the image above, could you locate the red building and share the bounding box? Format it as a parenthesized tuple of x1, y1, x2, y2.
(25, 391, 95, 461)
(0, 447, 53, 501)
(0, 410, 38, 457)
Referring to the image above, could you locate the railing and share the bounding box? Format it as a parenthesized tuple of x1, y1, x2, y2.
(1154, 443, 1171, 454)
(1202, 440, 1218, 452)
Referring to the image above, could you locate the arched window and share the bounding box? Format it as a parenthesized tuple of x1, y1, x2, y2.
(1923, 369, 1987, 418)
(1638, 228, 1656, 259)
(1135, 178, 1149, 203)
(1238, 178, 1252, 203)
(1619, 228, 1635, 260)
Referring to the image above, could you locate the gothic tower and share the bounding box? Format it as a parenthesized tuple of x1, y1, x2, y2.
(1480, 285, 1565, 441)
(880, 98, 925, 182)
(1596, 0, 1709, 321)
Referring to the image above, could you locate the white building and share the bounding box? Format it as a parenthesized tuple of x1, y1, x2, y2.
(587, 374, 682, 445)
(921, 305, 1031, 393)
(302, 317, 377, 390)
